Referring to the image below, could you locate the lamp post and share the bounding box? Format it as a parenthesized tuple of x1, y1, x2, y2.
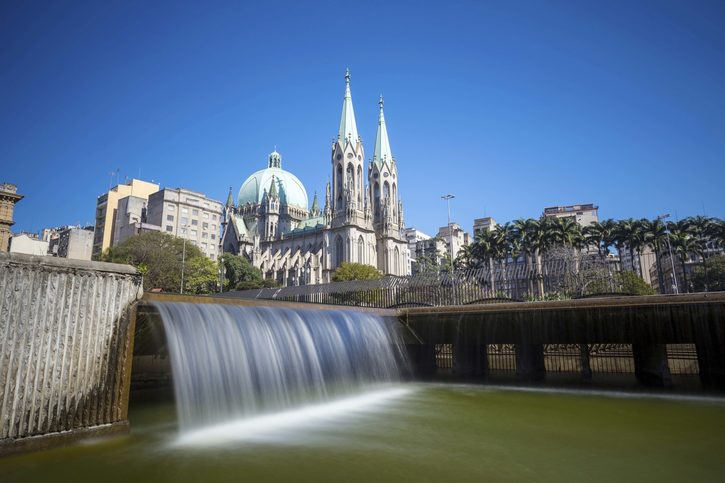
(180, 224, 187, 294)
(441, 194, 455, 271)
(657, 214, 679, 294)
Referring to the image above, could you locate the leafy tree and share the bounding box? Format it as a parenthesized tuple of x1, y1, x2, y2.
(220, 253, 263, 289)
(617, 270, 656, 295)
(103, 231, 215, 294)
(691, 254, 725, 292)
(332, 262, 382, 282)
(184, 256, 219, 294)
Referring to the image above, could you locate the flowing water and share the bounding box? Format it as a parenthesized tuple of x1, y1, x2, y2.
(153, 303, 406, 432)
(2, 303, 724, 482)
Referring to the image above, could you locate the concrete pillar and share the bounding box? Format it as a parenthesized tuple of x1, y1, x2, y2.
(406, 344, 437, 378)
(633, 343, 673, 387)
(453, 344, 488, 377)
(696, 342, 725, 388)
(515, 343, 545, 381)
(579, 344, 592, 381)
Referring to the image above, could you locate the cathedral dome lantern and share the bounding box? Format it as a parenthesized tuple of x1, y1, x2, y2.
(238, 150, 309, 211)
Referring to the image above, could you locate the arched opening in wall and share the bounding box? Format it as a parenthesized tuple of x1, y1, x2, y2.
(384, 181, 390, 201)
(346, 163, 354, 198)
(356, 166, 362, 203)
(337, 164, 343, 203)
(335, 235, 344, 268)
(394, 246, 400, 275)
(358, 235, 364, 263)
(374, 182, 380, 219)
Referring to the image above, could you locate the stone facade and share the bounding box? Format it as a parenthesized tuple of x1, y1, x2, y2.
(0, 183, 23, 252)
(222, 72, 409, 285)
(93, 179, 159, 258)
(146, 188, 223, 260)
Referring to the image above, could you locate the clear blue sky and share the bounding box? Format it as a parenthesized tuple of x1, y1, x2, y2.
(2, 0, 724, 236)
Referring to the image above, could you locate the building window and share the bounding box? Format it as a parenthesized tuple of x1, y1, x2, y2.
(166, 225, 173, 232)
(182, 208, 188, 214)
(203, 222, 209, 230)
(203, 212, 209, 219)
(190, 229, 198, 237)
(212, 214, 217, 220)
(191, 219, 198, 226)
(192, 209, 199, 216)
(201, 242, 207, 249)
(181, 217, 189, 225)
(167, 214, 174, 221)
(202, 232, 208, 239)
(167, 204, 176, 210)
(212, 224, 217, 231)
(210, 254, 215, 260)
(211, 234, 216, 240)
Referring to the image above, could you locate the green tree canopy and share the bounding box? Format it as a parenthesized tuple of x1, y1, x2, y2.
(332, 262, 382, 282)
(102, 231, 216, 294)
(220, 253, 277, 290)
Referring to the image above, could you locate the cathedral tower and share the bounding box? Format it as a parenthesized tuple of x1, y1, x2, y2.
(368, 95, 407, 275)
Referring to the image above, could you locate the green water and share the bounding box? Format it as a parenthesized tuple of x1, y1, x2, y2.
(2, 384, 724, 483)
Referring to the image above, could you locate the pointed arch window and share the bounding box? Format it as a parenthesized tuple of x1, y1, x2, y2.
(358, 235, 364, 263)
(335, 235, 344, 268)
(394, 246, 400, 274)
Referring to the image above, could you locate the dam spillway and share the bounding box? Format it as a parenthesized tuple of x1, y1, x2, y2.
(152, 302, 407, 435)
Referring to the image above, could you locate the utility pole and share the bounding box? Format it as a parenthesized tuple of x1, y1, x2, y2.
(180, 224, 187, 294)
(441, 194, 455, 271)
(658, 214, 679, 294)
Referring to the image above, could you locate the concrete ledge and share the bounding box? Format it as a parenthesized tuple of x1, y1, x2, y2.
(400, 292, 725, 317)
(0, 251, 139, 275)
(141, 292, 397, 316)
(0, 421, 129, 458)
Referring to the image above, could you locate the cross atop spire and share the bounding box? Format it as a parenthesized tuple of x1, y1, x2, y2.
(338, 68, 359, 145)
(373, 94, 393, 165)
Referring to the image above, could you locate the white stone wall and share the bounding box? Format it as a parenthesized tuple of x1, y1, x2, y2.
(0, 253, 142, 445)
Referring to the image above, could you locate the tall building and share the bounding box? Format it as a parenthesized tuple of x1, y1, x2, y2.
(404, 228, 431, 275)
(9, 233, 48, 256)
(222, 71, 409, 285)
(146, 188, 224, 260)
(93, 179, 159, 258)
(113, 195, 155, 246)
(49, 226, 94, 260)
(0, 183, 23, 252)
(543, 203, 599, 226)
(473, 217, 497, 236)
(437, 223, 470, 261)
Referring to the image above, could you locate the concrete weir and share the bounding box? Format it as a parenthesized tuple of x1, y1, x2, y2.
(399, 293, 725, 387)
(0, 253, 142, 456)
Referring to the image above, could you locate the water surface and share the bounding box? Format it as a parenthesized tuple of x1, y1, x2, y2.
(2, 384, 724, 483)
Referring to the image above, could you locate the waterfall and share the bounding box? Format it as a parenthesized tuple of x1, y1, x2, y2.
(152, 302, 407, 432)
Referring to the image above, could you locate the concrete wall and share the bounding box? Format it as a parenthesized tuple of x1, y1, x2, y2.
(0, 252, 142, 455)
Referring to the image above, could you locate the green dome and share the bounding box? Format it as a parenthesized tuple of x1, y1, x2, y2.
(238, 155, 308, 210)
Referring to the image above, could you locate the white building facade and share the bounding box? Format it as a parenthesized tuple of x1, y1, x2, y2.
(222, 71, 409, 286)
(147, 188, 224, 260)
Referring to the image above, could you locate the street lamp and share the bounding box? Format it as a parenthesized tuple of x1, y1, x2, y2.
(657, 214, 679, 294)
(441, 194, 455, 271)
(180, 224, 187, 294)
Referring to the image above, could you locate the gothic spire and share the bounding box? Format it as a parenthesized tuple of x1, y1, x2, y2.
(268, 176, 278, 199)
(225, 186, 234, 208)
(338, 68, 359, 145)
(373, 95, 393, 165)
(311, 191, 319, 216)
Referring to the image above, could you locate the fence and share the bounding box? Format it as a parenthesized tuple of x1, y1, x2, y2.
(232, 251, 719, 308)
(430, 343, 699, 377)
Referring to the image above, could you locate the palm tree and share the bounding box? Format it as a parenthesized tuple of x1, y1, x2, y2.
(669, 224, 697, 293)
(641, 218, 670, 293)
(584, 219, 617, 260)
(684, 216, 715, 290)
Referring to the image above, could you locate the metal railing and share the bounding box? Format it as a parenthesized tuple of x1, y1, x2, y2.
(230, 251, 721, 308)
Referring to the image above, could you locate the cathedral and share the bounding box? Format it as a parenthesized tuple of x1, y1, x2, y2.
(221, 70, 408, 286)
